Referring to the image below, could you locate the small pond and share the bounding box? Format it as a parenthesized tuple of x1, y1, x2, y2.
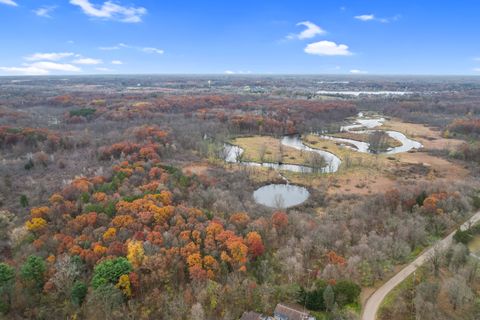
(253, 184, 310, 208)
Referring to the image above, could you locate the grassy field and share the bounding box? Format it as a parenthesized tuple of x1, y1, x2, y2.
(232, 136, 312, 165)
(328, 132, 402, 148)
(302, 134, 391, 170)
(226, 135, 396, 196)
(227, 123, 468, 196)
(380, 118, 463, 151)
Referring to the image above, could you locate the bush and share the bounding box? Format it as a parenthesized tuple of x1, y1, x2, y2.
(454, 229, 473, 244)
(83, 201, 117, 217)
(69, 108, 96, 118)
(91, 257, 132, 289)
(20, 195, 29, 208)
(333, 280, 361, 307)
(20, 256, 46, 290)
(297, 279, 360, 311)
(0, 263, 15, 290)
(297, 280, 328, 311)
(83, 203, 104, 214)
(81, 192, 90, 203)
(71, 281, 87, 306)
(0, 263, 15, 312)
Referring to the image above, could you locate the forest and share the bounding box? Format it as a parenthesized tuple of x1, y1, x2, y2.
(1, 75, 480, 320)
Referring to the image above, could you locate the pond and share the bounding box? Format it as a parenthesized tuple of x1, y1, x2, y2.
(253, 184, 310, 208)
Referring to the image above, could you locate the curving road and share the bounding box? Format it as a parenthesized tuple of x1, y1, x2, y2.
(362, 211, 480, 320)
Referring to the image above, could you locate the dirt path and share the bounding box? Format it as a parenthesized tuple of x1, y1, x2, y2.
(362, 211, 480, 320)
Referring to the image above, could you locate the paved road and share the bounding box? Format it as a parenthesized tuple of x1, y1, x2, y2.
(362, 211, 480, 320)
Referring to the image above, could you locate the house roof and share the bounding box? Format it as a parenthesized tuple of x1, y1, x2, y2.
(240, 311, 263, 320)
(274, 303, 310, 320)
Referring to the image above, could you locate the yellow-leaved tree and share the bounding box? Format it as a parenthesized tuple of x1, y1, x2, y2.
(127, 240, 144, 268)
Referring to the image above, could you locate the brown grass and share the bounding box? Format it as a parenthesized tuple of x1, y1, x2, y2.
(232, 136, 311, 165)
(380, 118, 464, 150)
(328, 132, 402, 148)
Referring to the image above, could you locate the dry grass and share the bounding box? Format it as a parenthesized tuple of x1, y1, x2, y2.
(303, 134, 389, 169)
(380, 118, 464, 150)
(328, 132, 402, 148)
(232, 136, 311, 165)
(182, 162, 210, 176)
(468, 235, 480, 255)
(226, 121, 469, 197)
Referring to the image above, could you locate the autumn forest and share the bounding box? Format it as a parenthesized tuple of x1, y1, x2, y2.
(1, 76, 480, 320)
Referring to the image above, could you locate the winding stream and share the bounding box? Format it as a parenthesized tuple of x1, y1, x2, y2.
(224, 113, 423, 174)
(330, 113, 423, 154)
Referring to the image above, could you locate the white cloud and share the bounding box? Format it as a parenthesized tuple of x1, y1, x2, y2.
(354, 14, 375, 21)
(350, 69, 368, 74)
(141, 47, 164, 54)
(474, 57, 480, 62)
(34, 6, 56, 18)
(99, 45, 120, 50)
(0, 61, 81, 75)
(304, 41, 352, 56)
(111, 60, 123, 65)
(223, 70, 252, 75)
(25, 52, 75, 61)
(287, 21, 326, 40)
(0, 66, 49, 75)
(73, 57, 103, 65)
(0, 0, 17, 6)
(99, 43, 163, 55)
(29, 61, 81, 72)
(354, 13, 398, 23)
(474, 68, 480, 72)
(1, 51, 86, 75)
(70, 0, 147, 23)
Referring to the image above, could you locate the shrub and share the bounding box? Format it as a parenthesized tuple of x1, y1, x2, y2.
(91, 257, 132, 289)
(20, 195, 29, 208)
(71, 281, 87, 306)
(69, 108, 96, 118)
(20, 256, 46, 290)
(333, 280, 361, 307)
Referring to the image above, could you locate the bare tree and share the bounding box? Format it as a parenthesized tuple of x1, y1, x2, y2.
(51, 254, 80, 298)
(445, 275, 473, 311)
(277, 143, 284, 163)
(414, 281, 440, 320)
(274, 194, 285, 210)
(368, 131, 389, 153)
(258, 143, 267, 162)
(190, 302, 205, 320)
(305, 152, 326, 173)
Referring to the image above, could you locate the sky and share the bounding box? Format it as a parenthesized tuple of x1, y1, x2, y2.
(0, 0, 480, 76)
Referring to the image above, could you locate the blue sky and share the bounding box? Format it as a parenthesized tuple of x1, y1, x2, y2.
(1, 0, 480, 75)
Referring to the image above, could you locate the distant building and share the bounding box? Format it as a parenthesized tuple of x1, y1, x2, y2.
(240, 311, 263, 320)
(273, 303, 315, 320)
